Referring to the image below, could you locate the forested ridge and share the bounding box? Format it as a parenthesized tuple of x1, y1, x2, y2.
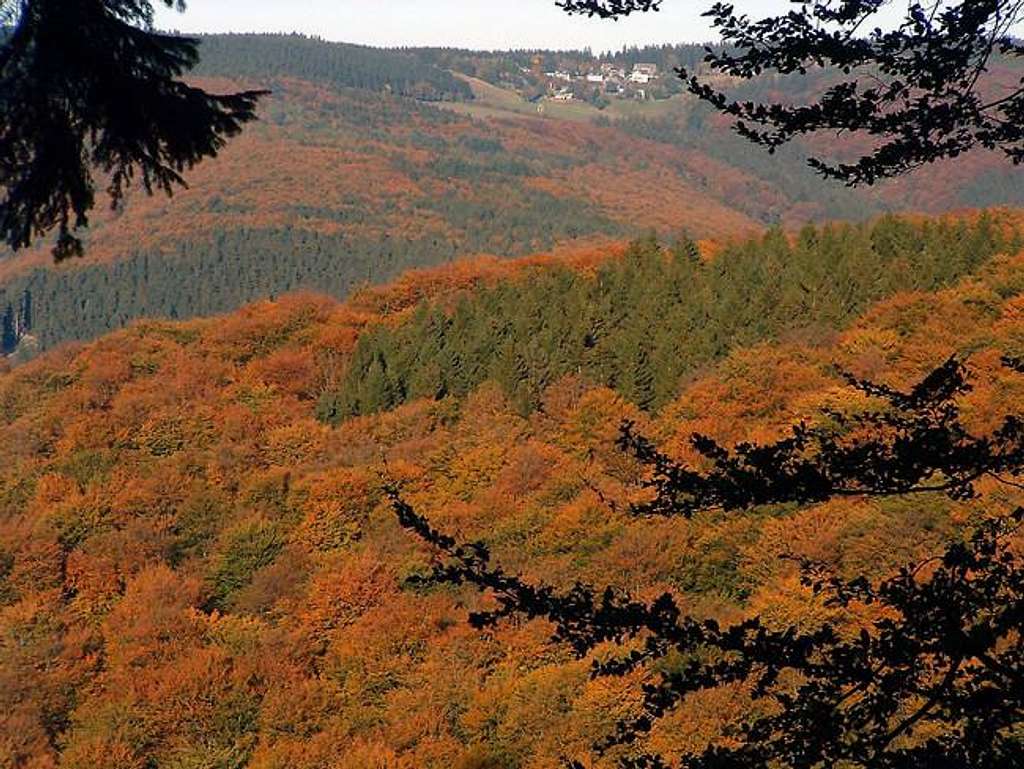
(3, 209, 1024, 767)
(2, 33, 1024, 362)
(0, 192, 617, 357)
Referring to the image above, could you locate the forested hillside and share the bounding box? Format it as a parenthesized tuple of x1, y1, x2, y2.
(3, 210, 1024, 768)
(1, 33, 1022, 362)
(192, 34, 474, 101)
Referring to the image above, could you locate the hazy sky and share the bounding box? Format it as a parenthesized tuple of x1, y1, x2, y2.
(153, 1, 906, 52)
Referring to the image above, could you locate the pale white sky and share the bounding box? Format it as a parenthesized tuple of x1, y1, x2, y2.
(153, 0, 907, 52)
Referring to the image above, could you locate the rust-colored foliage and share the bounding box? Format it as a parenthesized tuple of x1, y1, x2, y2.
(3, 219, 1024, 767)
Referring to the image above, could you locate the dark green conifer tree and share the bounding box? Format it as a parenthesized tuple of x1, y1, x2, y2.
(624, 345, 656, 412)
(1, 303, 16, 354)
(359, 352, 400, 415)
(0, 0, 265, 259)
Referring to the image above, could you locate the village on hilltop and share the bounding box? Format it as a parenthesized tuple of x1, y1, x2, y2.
(538, 59, 664, 102)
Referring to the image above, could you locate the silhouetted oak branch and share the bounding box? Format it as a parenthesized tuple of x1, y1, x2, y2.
(392, 357, 1024, 768)
(620, 356, 1024, 517)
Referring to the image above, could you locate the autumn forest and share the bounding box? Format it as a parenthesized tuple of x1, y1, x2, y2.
(3, 11, 1024, 769)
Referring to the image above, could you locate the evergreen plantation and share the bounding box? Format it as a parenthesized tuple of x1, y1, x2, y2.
(322, 214, 1017, 420)
(0, 190, 617, 357)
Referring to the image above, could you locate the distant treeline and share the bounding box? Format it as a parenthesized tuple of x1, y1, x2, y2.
(415, 43, 708, 75)
(192, 33, 474, 101)
(319, 215, 1018, 421)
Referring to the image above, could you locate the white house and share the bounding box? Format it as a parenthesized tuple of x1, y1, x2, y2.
(629, 63, 659, 84)
(600, 63, 627, 80)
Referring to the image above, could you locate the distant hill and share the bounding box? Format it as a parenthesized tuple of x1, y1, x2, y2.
(2, 33, 1022, 360)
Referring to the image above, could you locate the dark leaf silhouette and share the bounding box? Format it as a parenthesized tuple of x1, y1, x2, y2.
(618, 356, 1024, 516)
(560, 1, 1024, 184)
(0, 0, 265, 259)
(393, 357, 1024, 768)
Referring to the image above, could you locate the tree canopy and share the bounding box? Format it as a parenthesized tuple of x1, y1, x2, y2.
(3, 209, 1024, 766)
(561, 1, 1024, 184)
